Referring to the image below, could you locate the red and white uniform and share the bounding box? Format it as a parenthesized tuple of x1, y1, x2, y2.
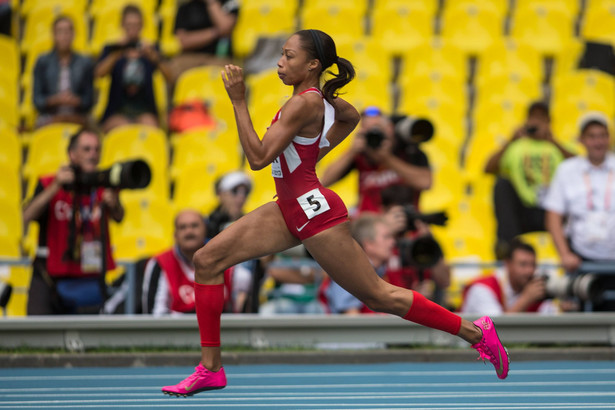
(270, 88, 349, 240)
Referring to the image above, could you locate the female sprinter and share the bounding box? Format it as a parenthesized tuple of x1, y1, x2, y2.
(162, 29, 509, 397)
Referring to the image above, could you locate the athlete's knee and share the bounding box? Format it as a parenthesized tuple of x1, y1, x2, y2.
(193, 246, 224, 282)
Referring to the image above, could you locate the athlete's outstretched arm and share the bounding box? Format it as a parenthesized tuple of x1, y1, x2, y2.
(222, 65, 319, 170)
(318, 97, 360, 161)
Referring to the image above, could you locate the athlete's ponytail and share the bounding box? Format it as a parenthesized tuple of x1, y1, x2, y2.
(296, 29, 356, 103)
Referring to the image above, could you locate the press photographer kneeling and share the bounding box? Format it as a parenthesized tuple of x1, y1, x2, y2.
(23, 128, 150, 315)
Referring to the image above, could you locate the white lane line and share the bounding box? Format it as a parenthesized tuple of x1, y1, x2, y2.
(2, 368, 614, 382)
(1, 404, 615, 409)
(2, 380, 615, 393)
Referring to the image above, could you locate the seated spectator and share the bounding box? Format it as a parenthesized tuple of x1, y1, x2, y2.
(544, 113, 615, 311)
(22, 128, 124, 314)
(461, 240, 563, 315)
(95, 5, 172, 133)
(141, 209, 208, 315)
(320, 107, 432, 214)
(259, 247, 326, 315)
(485, 101, 575, 259)
(206, 171, 252, 238)
(33, 16, 94, 128)
(168, 0, 239, 83)
(326, 213, 395, 314)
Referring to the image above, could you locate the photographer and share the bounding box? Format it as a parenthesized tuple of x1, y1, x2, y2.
(23, 128, 124, 314)
(460, 241, 569, 315)
(320, 106, 432, 213)
(381, 187, 450, 306)
(95, 5, 172, 133)
(484, 101, 574, 259)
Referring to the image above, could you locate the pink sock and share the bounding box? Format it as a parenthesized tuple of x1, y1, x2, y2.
(403, 291, 461, 335)
(195, 283, 225, 347)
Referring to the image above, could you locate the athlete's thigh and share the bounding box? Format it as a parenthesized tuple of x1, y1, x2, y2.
(302, 222, 386, 301)
(203, 201, 300, 268)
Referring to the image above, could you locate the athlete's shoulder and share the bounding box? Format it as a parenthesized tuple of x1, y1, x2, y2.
(281, 91, 322, 119)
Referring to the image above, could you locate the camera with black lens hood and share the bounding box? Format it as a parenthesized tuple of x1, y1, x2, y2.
(539, 272, 603, 303)
(397, 205, 448, 269)
(64, 159, 152, 193)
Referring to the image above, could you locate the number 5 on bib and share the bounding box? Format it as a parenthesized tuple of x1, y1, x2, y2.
(297, 188, 331, 219)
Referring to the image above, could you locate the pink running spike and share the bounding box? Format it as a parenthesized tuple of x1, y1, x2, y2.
(162, 364, 227, 397)
(471, 316, 510, 380)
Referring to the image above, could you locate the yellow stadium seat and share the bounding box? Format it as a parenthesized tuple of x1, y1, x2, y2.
(0, 235, 20, 258)
(20, 39, 53, 91)
(110, 197, 174, 261)
(419, 162, 463, 212)
(371, 1, 433, 55)
(400, 39, 468, 82)
(22, 123, 80, 188)
(174, 66, 234, 128)
(153, 71, 169, 130)
(471, 97, 531, 153)
(21, 5, 89, 55)
(0, 34, 19, 82)
(440, 2, 504, 55)
(551, 71, 615, 142)
(463, 131, 502, 177)
(582, 2, 615, 46)
(510, 2, 575, 56)
(173, 164, 231, 214)
(101, 125, 170, 200)
(20, 0, 88, 17)
(90, 0, 158, 17)
(159, 1, 181, 57)
(373, 0, 439, 15)
(398, 74, 467, 145)
(517, 0, 579, 16)
(338, 73, 393, 114)
(476, 38, 544, 87)
(300, 2, 365, 46)
(0, 201, 23, 243)
(90, 7, 158, 56)
(442, 0, 509, 17)
(242, 165, 276, 213)
(475, 73, 542, 108)
(551, 38, 585, 78)
(0, 124, 21, 173)
(232, 0, 298, 59)
(171, 128, 242, 180)
(336, 37, 393, 79)
(0, 76, 18, 110)
(0, 165, 21, 209)
(247, 68, 292, 119)
(519, 232, 560, 263)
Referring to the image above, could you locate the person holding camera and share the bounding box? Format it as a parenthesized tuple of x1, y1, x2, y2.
(95, 5, 172, 133)
(33, 15, 94, 128)
(23, 128, 124, 315)
(544, 114, 615, 310)
(320, 106, 432, 214)
(461, 241, 563, 315)
(485, 101, 575, 259)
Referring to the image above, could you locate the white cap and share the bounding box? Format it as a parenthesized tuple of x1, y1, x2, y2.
(578, 111, 610, 134)
(215, 171, 252, 194)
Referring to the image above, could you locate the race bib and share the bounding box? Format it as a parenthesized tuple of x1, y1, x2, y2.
(272, 157, 283, 178)
(81, 240, 102, 273)
(297, 188, 331, 219)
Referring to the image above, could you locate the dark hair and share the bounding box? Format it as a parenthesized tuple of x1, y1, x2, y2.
(581, 119, 608, 135)
(528, 101, 550, 119)
(67, 128, 100, 153)
(505, 239, 536, 261)
(52, 15, 73, 30)
(122, 4, 143, 21)
(294, 29, 355, 103)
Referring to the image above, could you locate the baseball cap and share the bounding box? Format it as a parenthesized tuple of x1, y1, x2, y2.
(215, 171, 252, 194)
(578, 111, 610, 134)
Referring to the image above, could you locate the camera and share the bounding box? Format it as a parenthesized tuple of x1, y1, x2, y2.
(393, 116, 434, 145)
(365, 127, 386, 149)
(540, 272, 602, 303)
(107, 40, 140, 53)
(65, 159, 151, 192)
(402, 204, 448, 232)
(398, 235, 443, 269)
(526, 125, 538, 136)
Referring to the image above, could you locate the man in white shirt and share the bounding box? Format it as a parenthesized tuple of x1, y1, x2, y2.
(544, 113, 615, 272)
(461, 241, 557, 315)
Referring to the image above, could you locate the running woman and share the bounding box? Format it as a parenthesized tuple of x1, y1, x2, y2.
(162, 29, 510, 397)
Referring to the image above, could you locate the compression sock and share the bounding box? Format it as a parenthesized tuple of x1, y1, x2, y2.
(403, 290, 462, 335)
(195, 283, 225, 347)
